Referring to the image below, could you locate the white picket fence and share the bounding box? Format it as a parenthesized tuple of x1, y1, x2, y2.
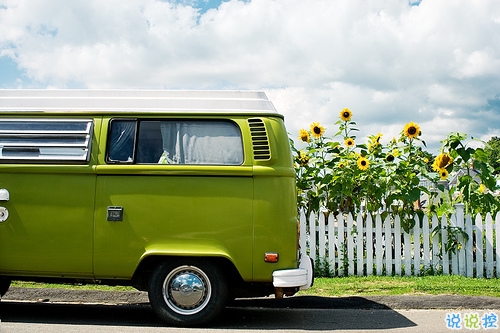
(300, 204, 500, 277)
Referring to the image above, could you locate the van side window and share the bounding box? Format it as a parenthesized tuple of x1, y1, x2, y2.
(108, 120, 136, 163)
(107, 119, 243, 165)
(0, 119, 93, 163)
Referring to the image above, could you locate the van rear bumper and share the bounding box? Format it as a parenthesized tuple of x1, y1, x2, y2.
(272, 254, 314, 292)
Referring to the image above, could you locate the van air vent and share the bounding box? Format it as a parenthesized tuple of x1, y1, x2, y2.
(248, 118, 271, 161)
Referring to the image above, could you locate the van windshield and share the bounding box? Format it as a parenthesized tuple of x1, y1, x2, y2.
(107, 119, 244, 165)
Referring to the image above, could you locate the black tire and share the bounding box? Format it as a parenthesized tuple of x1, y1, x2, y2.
(148, 259, 228, 327)
(0, 278, 11, 297)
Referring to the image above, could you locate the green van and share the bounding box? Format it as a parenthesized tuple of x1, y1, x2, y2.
(0, 90, 313, 326)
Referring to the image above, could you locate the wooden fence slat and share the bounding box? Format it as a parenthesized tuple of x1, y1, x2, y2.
(356, 214, 365, 276)
(422, 215, 430, 272)
(431, 215, 440, 273)
(375, 214, 383, 276)
(404, 227, 412, 276)
(347, 213, 355, 276)
(338, 214, 345, 276)
(496, 212, 500, 278)
(450, 213, 459, 275)
(394, 216, 402, 276)
(319, 213, 326, 260)
(366, 214, 374, 276)
(441, 215, 449, 275)
(385, 215, 393, 276)
(300, 210, 307, 256)
(328, 212, 336, 276)
(308, 211, 316, 262)
(465, 214, 474, 277)
(485, 213, 494, 278)
(475, 214, 484, 278)
(413, 215, 421, 276)
(455, 204, 466, 276)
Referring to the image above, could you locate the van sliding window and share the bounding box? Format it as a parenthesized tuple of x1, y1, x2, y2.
(107, 119, 243, 165)
(107, 120, 136, 163)
(0, 119, 93, 163)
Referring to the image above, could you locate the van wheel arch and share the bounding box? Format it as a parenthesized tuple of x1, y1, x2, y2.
(132, 256, 241, 292)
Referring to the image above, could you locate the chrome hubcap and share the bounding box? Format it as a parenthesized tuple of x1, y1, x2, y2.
(163, 265, 211, 315)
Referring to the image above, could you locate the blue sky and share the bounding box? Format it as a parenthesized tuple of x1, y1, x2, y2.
(1, 0, 499, 153)
(0, 56, 23, 87)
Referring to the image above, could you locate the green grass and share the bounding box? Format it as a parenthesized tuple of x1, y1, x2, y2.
(12, 275, 500, 298)
(298, 275, 500, 298)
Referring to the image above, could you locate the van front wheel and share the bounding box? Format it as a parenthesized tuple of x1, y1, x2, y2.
(148, 260, 228, 327)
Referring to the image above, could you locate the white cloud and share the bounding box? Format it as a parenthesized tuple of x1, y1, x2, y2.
(0, 0, 500, 152)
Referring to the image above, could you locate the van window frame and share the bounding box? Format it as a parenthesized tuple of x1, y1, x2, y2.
(106, 118, 245, 166)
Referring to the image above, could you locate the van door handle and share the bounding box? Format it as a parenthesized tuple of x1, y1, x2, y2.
(107, 206, 124, 221)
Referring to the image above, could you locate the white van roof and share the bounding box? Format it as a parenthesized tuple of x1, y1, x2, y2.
(0, 89, 279, 115)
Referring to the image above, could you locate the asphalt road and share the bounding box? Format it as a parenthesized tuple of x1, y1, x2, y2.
(2, 288, 500, 332)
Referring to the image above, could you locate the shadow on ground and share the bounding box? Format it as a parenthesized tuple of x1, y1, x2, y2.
(0, 294, 416, 330)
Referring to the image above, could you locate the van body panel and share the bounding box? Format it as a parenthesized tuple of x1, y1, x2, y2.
(0, 115, 102, 277)
(0, 168, 96, 277)
(93, 173, 253, 280)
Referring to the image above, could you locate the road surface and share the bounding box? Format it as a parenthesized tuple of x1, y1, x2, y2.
(2, 288, 500, 332)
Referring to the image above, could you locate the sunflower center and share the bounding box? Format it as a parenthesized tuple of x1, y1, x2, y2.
(313, 127, 321, 134)
(361, 160, 367, 166)
(343, 112, 350, 118)
(408, 127, 417, 135)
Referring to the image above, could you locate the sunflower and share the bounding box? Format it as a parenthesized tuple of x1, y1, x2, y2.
(344, 137, 355, 147)
(439, 168, 449, 180)
(392, 149, 400, 157)
(339, 108, 353, 122)
(385, 154, 395, 162)
(403, 121, 421, 139)
(297, 151, 309, 166)
(310, 122, 325, 139)
(298, 129, 310, 142)
(357, 156, 369, 171)
(432, 153, 453, 172)
(479, 184, 486, 193)
(338, 162, 345, 168)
